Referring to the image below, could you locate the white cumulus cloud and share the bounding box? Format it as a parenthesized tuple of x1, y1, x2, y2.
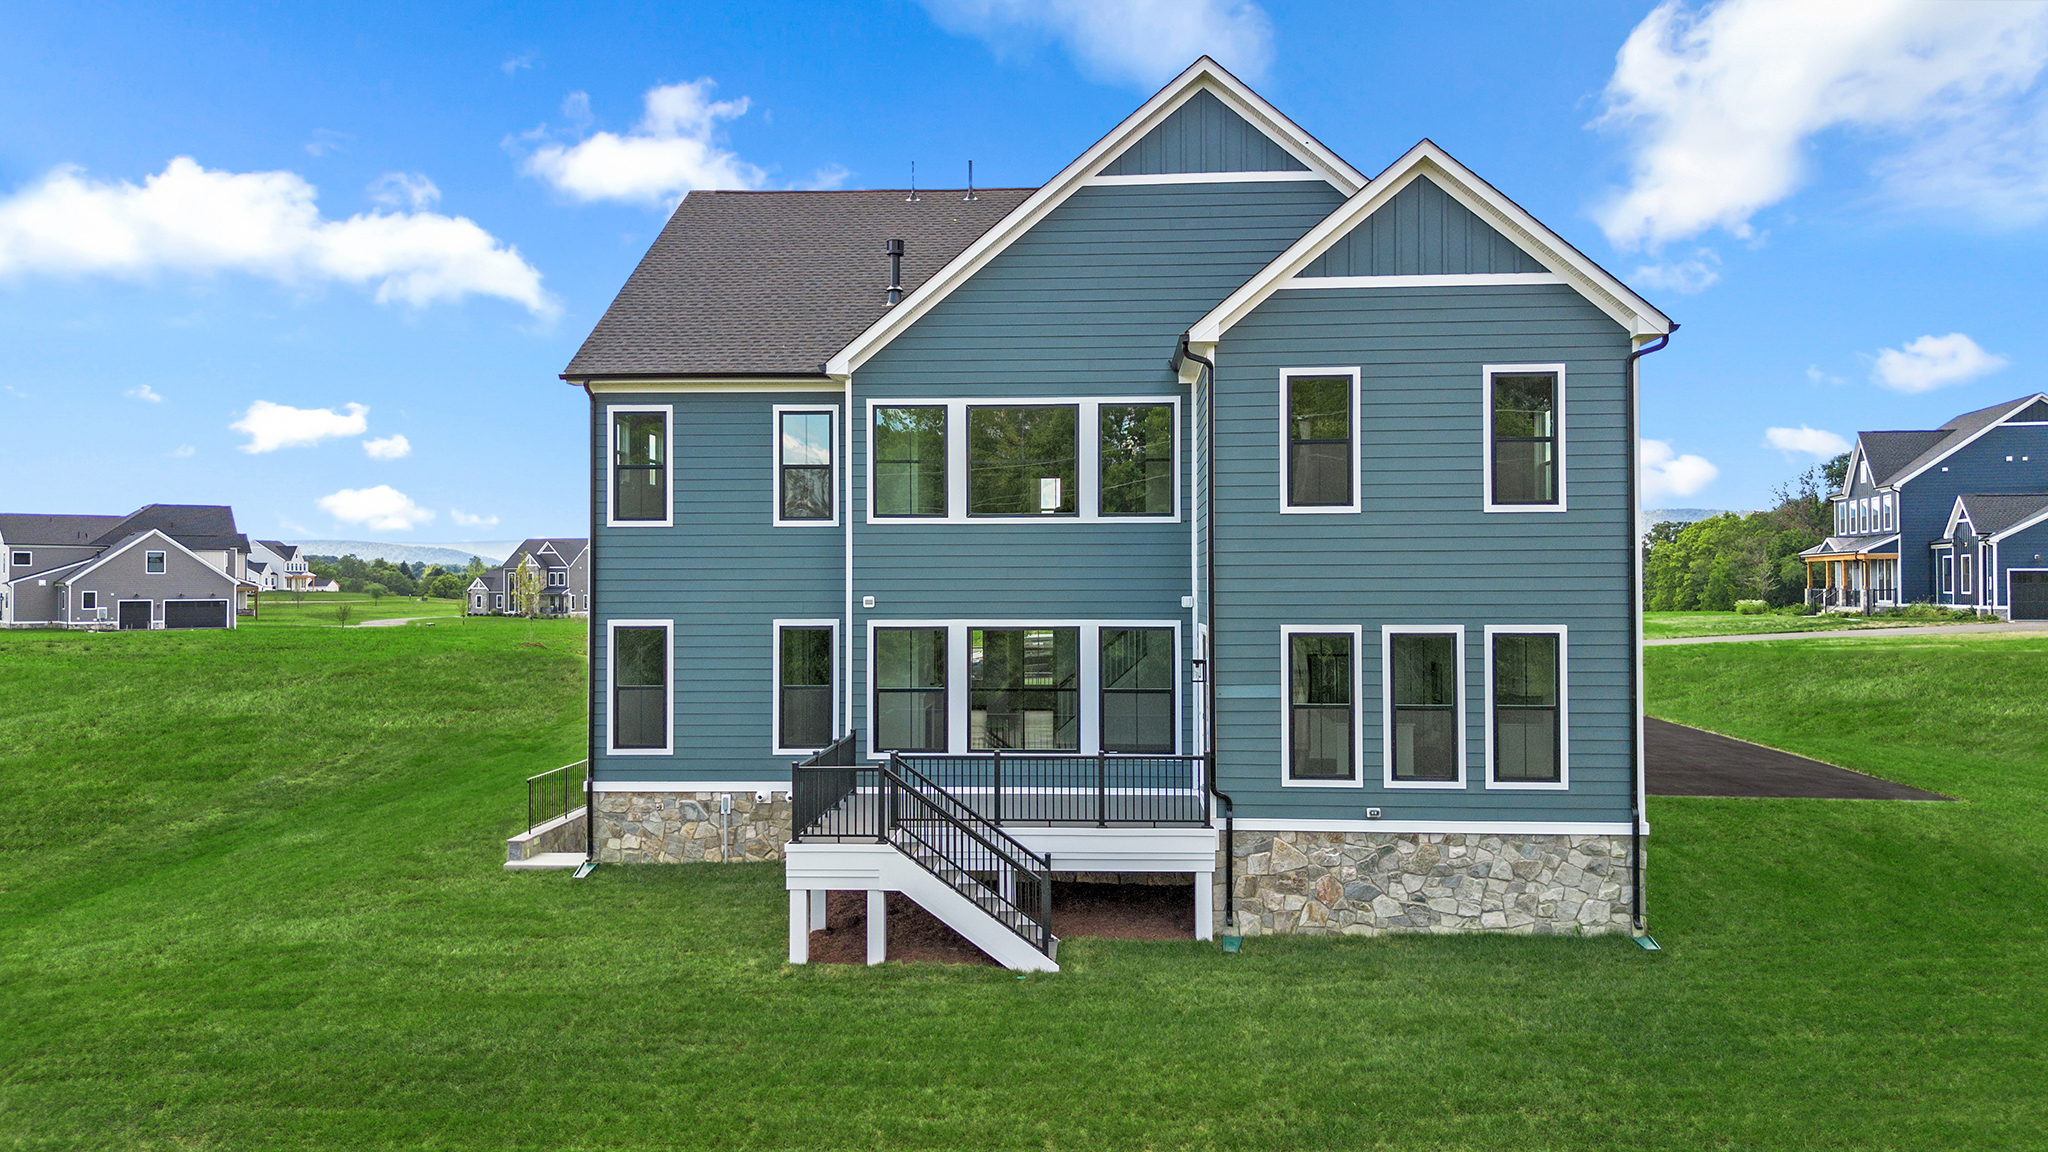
(451, 508, 500, 528)
(1641, 438, 1719, 503)
(917, 0, 1273, 87)
(232, 400, 368, 453)
(1872, 333, 2009, 393)
(1630, 249, 1721, 294)
(1764, 425, 1852, 457)
(522, 80, 766, 204)
(1594, 0, 2048, 249)
(171, 444, 195, 458)
(0, 157, 554, 314)
(362, 434, 412, 459)
(318, 485, 436, 532)
(126, 383, 164, 403)
(368, 172, 440, 211)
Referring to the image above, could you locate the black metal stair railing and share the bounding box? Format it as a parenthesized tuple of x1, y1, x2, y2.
(526, 759, 589, 833)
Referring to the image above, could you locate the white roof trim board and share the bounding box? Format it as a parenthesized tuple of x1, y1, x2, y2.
(825, 56, 1366, 378)
(1188, 140, 1674, 344)
(1944, 496, 1973, 539)
(1890, 392, 2048, 490)
(65, 528, 232, 586)
(1992, 505, 2048, 543)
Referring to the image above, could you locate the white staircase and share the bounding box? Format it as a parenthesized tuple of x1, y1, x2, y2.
(786, 841, 1059, 972)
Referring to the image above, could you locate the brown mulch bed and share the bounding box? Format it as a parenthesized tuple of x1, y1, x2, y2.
(807, 881, 1196, 966)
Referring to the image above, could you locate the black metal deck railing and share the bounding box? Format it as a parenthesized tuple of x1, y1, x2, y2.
(526, 759, 589, 833)
(897, 750, 1212, 828)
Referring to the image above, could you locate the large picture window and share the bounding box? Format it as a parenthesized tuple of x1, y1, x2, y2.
(610, 624, 669, 752)
(612, 408, 669, 524)
(1489, 630, 1563, 786)
(1284, 375, 1353, 508)
(1100, 627, 1174, 752)
(776, 410, 834, 523)
(1099, 405, 1174, 517)
(968, 406, 1077, 516)
(1286, 631, 1355, 781)
(875, 627, 947, 752)
(970, 627, 1079, 749)
(874, 406, 947, 517)
(1484, 365, 1564, 510)
(1386, 628, 1462, 784)
(777, 625, 835, 750)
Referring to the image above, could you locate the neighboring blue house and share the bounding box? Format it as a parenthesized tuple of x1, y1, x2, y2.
(1801, 393, 2048, 616)
(560, 59, 1675, 969)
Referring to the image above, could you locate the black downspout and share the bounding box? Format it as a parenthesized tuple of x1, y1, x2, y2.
(1624, 326, 1675, 933)
(1175, 335, 1233, 930)
(582, 382, 599, 868)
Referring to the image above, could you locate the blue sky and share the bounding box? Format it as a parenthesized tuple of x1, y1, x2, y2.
(6, 0, 2048, 539)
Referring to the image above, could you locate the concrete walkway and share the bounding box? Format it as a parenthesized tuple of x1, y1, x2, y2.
(355, 616, 441, 628)
(1646, 619, 2048, 646)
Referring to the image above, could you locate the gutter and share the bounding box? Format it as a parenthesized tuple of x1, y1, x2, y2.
(1624, 324, 1676, 933)
(581, 381, 599, 873)
(1174, 334, 1234, 930)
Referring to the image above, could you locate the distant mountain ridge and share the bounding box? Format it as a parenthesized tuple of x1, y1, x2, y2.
(288, 540, 519, 567)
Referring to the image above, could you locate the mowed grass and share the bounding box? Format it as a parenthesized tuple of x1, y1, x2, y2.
(250, 592, 468, 627)
(1, 626, 2043, 1149)
(1642, 609, 1989, 639)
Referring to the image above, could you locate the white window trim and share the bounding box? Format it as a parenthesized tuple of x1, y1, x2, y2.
(1482, 625, 1569, 792)
(771, 618, 841, 756)
(10, 550, 29, 568)
(864, 618, 1182, 759)
(863, 396, 1183, 526)
(606, 618, 674, 757)
(80, 590, 98, 610)
(606, 403, 675, 529)
(771, 403, 842, 528)
(1381, 624, 1468, 790)
(145, 550, 168, 574)
(1481, 363, 1568, 514)
(117, 598, 153, 627)
(1277, 367, 1362, 515)
(1278, 624, 1365, 789)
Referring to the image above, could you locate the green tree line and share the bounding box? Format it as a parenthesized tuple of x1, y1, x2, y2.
(1642, 455, 1847, 611)
(304, 554, 489, 599)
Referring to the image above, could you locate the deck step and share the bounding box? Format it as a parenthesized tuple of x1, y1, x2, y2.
(504, 852, 584, 871)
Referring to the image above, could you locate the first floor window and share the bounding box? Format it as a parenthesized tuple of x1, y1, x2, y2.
(1288, 632, 1353, 779)
(778, 410, 834, 521)
(875, 627, 947, 751)
(874, 406, 947, 517)
(968, 405, 1077, 516)
(1940, 554, 1953, 594)
(81, 591, 98, 610)
(1099, 405, 1174, 516)
(145, 551, 167, 574)
(779, 626, 834, 749)
(1100, 627, 1175, 752)
(970, 627, 1079, 749)
(612, 626, 668, 750)
(1960, 552, 1974, 594)
(1389, 631, 1460, 781)
(1491, 632, 1560, 783)
(1286, 375, 1352, 507)
(495, 594, 504, 609)
(1489, 369, 1559, 507)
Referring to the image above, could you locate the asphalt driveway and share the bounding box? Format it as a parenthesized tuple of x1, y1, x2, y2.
(1644, 718, 1950, 800)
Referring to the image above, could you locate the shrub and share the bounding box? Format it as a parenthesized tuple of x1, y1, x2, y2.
(1735, 599, 1769, 615)
(334, 603, 354, 626)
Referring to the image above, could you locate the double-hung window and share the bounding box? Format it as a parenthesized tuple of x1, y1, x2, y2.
(1099, 405, 1175, 517)
(1284, 628, 1358, 783)
(874, 627, 947, 751)
(874, 406, 947, 517)
(81, 591, 98, 610)
(1487, 628, 1565, 787)
(970, 628, 1079, 749)
(775, 408, 835, 524)
(1385, 627, 1464, 785)
(609, 622, 671, 753)
(1485, 366, 1563, 510)
(968, 405, 1077, 516)
(611, 407, 670, 525)
(1282, 372, 1356, 510)
(1100, 627, 1175, 752)
(776, 624, 835, 751)
(145, 551, 167, 574)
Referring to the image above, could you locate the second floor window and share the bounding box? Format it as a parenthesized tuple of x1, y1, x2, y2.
(613, 409, 668, 523)
(145, 550, 167, 574)
(1099, 405, 1174, 517)
(10, 550, 29, 567)
(778, 410, 834, 522)
(874, 627, 947, 751)
(968, 405, 1077, 516)
(1489, 370, 1560, 507)
(874, 406, 946, 517)
(1286, 375, 1352, 508)
(548, 571, 566, 587)
(969, 627, 1079, 750)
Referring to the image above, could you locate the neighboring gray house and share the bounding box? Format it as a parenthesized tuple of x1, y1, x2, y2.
(1800, 393, 2048, 616)
(466, 538, 587, 617)
(0, 504, 255, 629)
(559, 59, 1674, 968)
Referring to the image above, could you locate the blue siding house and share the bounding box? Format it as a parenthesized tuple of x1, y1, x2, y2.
(561, 59, 1674, 969)
(1800, 393, 2048, 615)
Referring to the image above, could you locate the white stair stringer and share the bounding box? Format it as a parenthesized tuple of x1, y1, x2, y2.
(785, 841, 1060, 973)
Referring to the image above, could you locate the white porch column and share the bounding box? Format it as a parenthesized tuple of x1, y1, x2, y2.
(788, 889, 809, 964)
(810, 888, 828, 930)
(1195, 871, 1215, 941)
(866, 889, 887, 965)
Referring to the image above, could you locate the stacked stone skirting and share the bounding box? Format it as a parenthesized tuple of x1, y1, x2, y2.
(1219, 831, 1637, 936)
(594, 791, 793, 864)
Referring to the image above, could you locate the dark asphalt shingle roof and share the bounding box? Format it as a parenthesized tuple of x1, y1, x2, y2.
(1857, 394, 2046, 487)
(0, 514, 125, 545)
(1957, 493, 2048, 536)
(563, 188, 1037, 378)
(1801, 533, 1900, 557)
(95, 504, 246, 554)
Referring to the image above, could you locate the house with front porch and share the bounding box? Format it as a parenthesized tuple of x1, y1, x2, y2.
(466, 538, 588, 617)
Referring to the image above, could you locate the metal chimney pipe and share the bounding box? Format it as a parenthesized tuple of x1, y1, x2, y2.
(885, 239, 904, 306)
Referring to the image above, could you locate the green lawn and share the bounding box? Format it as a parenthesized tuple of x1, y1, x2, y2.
(1642, 609, 1988, 639)
(1, 625, 2041, 1149)
(250, 592, 469, 627)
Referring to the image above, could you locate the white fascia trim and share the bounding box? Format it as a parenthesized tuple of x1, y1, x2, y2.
(770, 403, 842, 529)
(1278, 624, 1366, 788)
(1481, 625, 1569, 792)
(1381, 624, 1468, 790)
(1943, 495, 1972, 539)
(606, 618, 674, 756)
(1234, 818, 1638, 836)
(1084, 171, 1333, 187)
(605, 403, 674, 529)
(1990, 506, 2048, 543)
(1482, 363, 1568, 514)
(591, 780, 793, 794)
(584, 378, 845, 394)
(771, 618, 841, 757)
(1188, 142, 1673, 344)
(1891, 393, 2048, 488)
(68, 529, 220, 586)
(1277, 368, 1362, 514)
(825, 57, 1365, 377)
(1279, 273, 1567, 290)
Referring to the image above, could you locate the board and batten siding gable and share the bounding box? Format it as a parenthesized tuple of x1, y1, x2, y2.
(1897, 423, 2048, 600)
(589, 390, 847, 783)
(1297, 174, 1546, 278)
(1099, 88, 1312, 177)
(1212, 283, 1635, 823)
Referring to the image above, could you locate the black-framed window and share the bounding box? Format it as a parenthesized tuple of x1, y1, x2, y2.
(968, 405, 1077, 516)
(1492, 633, 1560, 783)
(875, 627, 947, 751)
(1288, 633, 1353, 779)
(874, 406, 946, 517)
(10, 550, 29, 567)
(1099, 405, 1174, 516)
(1100, 627, 1174, 752)
(145, 551, 167, 574)
(548, 571, 566, 587)
(1390, 633, 1458, 781)
(612, 626, 668, 750)
(1491, 373, 1558, 505)
(969, 627, 1079, 749)
(1286, 376, 1351, 507)
(613, 410, 667, 522)
(779, 626, 834, 750)
(779, 411, 833, 521)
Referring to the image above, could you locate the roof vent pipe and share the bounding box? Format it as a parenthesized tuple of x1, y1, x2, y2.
(885, 239, 904, 306)
(964, 160, 978, 202)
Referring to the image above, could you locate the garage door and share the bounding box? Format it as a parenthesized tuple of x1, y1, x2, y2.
(163, 599, 229, 629)
(118, 600, 152, 630)
(2013, 572, 2048, 620)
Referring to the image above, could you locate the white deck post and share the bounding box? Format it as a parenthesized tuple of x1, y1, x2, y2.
(810, 888, 828, 930)
(866, 889, 887, 965)
(788, 889, 809, 964)
(1195, 871, 1215, 941)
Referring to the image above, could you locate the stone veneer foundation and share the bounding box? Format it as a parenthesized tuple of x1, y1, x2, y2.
(1219, 831, 1637, 936)
(595, 791, 793, 864)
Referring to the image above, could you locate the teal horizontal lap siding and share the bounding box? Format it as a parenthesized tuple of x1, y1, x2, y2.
(1898, 425, 2048, 600)
(1300, 175, 1544, 278)
(590, 390, 845, 785)
(1212, 284, 1635, 823)
(1101, 89, 1310, 176)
